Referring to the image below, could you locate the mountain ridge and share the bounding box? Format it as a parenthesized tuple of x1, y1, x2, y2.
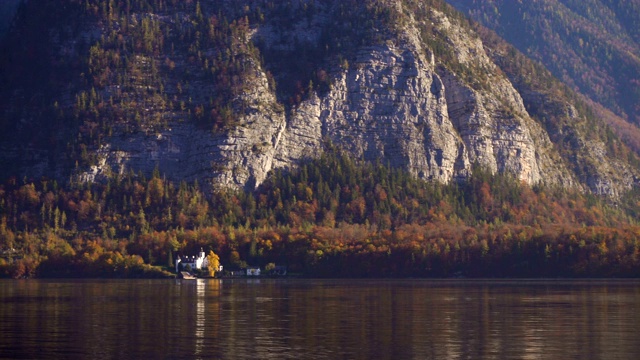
(0, 0, 638, 198)
(448, 0, 640, 144)
(2, 0, 640, 279)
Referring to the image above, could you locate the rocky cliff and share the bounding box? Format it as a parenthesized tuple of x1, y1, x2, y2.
(0, 0, 637, 197)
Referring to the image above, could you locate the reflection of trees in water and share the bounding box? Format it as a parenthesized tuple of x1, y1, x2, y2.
(3, 280, 639, 359)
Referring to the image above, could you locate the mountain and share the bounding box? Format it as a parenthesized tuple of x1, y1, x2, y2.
(2, 0, 640, 279)
(447, 0, 640, 148)
(0, 0, 638, 197)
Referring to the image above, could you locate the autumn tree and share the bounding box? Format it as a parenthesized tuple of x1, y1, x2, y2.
(206, 250, 221, 277)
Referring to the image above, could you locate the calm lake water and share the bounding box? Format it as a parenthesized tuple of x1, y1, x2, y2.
(1, 279, 640, 359)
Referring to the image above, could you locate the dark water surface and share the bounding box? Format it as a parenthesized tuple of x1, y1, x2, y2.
(1, 279, 640, 359)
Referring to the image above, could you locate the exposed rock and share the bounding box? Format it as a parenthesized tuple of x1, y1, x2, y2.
(273, 7, 576, 190)
(74, 1, 612, 194)
(2, 0, 636, 198)
(276, 42, 467, 182)
(81, 54, 287, 192)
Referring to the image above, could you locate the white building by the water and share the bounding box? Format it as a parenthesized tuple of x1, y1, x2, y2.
(246, 267, 261, 276)
(176, 248, 209, 273)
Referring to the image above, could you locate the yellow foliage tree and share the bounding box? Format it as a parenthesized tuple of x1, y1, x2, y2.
(206, 250, 220, 277)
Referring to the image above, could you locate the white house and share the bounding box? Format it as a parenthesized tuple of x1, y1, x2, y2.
(246, 267, 261, 276)
(176, 248, 209, 273)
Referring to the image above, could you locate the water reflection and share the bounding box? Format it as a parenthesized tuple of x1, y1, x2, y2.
(1, 280, 640, 359)
(195, 279, 205, 358)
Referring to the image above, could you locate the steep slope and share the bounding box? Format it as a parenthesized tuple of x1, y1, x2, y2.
(0, 0, 638, 197)
(448, 0, 640, 129)
(271, 2, 569, 188)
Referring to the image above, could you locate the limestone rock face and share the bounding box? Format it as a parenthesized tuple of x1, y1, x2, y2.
(274, 42, 467, 184)
(81, 54, 288, 192)
(273, 8, 574, 189)
(53, 1, 635, 196)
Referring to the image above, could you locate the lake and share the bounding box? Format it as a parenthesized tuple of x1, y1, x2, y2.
(1, 279, 640, 359)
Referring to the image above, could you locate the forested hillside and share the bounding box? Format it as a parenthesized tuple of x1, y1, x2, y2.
(448, 0, 640, 145)
(2, 146, 640, 278)
(1, 0, 640, 278)
(1, 0, 638, 195)
(1, 0, 259, 175)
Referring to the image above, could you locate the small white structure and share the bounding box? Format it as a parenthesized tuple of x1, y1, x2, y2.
(176, 248, 209, 273)
(246, 267, 261, 276)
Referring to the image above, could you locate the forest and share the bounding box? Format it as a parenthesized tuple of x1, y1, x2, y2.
(1, 146, 640, 278)
(1, 1, 640, 278)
